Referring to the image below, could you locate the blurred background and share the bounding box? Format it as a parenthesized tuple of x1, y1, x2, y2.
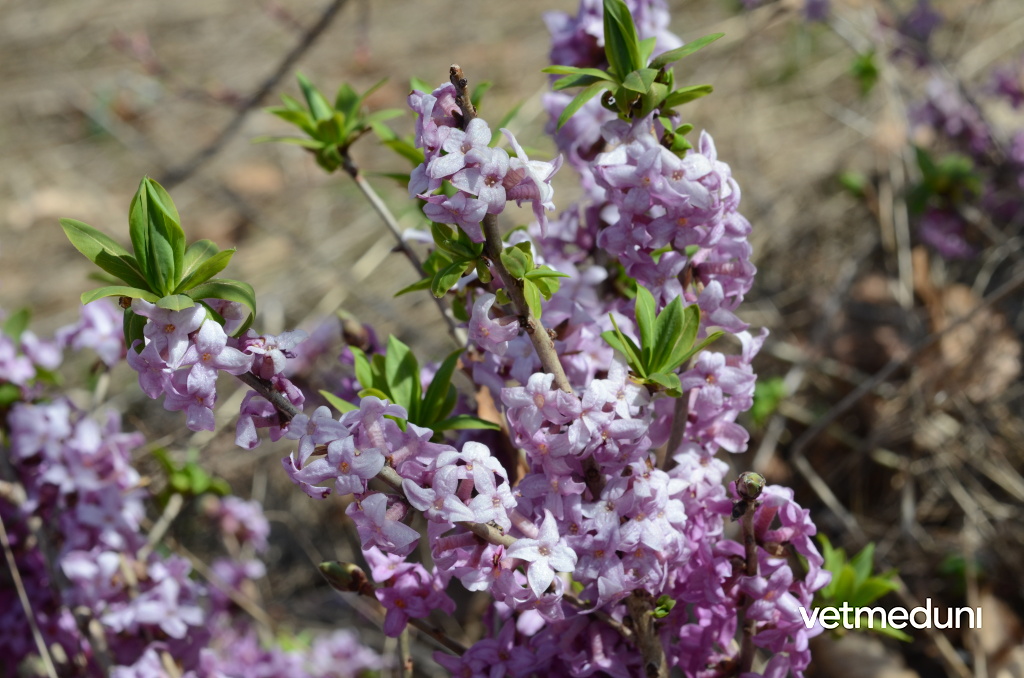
(3, 0, 1023, 675)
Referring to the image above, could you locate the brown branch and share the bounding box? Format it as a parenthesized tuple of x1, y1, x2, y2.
(236, 371, 302, 421)
(625, 591, 668, 678)
(448, 65, 572, 394)
(160, 0, 351, 188)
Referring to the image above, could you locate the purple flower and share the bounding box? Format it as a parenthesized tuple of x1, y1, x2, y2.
(346, 492, 420, 557)
(132, 298, 205, 368)
(187, 319, 254, 395)
(505, 509, 577, 597)
(422, 192, 489, 242)
(468, 293, 520, 356)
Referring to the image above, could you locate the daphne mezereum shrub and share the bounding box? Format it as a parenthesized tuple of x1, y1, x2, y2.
(0, 303, 386, 677)
(36, 0, 832, 676)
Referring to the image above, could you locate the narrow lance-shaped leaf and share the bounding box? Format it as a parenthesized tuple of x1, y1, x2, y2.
(123, 309, 147, 353)
(558, 81, 608, 129)
(633, 286, 657, 368)
(384, 335, 421, 421)
(81, 286, 159, 306)
(649, 296, 684, 372)
(156, 294, 196, 311)
(433, 415, 501, 432)
(349, 346, 374, 392)
(297, 73, 333, 122)
(176, 249, 235, 293)
(320, 389, 359, 414)
(421, 348, 464, 426)
(602, 0, 643, 78)
(664, 302, 700, 370)
(139, 178, 186, 296)
(648, 33, 725, 70)
(59, 218, 151, 290)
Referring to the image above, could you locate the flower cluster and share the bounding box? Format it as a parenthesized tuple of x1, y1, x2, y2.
(0, 315, 383, 675)
(44, 0, 837, 675)
(409, 83, 562, 238)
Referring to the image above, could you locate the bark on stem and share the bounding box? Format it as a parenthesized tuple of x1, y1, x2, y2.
(448, 65, 573, 394)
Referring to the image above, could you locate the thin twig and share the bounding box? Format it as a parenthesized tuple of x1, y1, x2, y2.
(341, 155, 467, 346)
(237, 371, 302, 421)
(160, 0, 351, 188)
(625, 592, 667, 678)
(0, 512, 59, 678)
(448, 65, 572, 394)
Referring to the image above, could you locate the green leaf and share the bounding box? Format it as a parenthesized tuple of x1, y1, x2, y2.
(394, 277, 432, 297)
(850, 577, 900, 608)
(252, 135, 323, 149)
(180, 240, 219, 283)
(130, 178, 186, 296)
(319, 389, 358, 414)
(557, 81, 608, 129)
(603, 0, 643, 78)
(622, 68, 658, 94)
(523, 268, 570, 280)
(633, 285, 657, 366)
(177, 248, 235, 292)
(81, 285, 159, 306)
(2, 308, 31, 340)
(433, 414, 501, 432)
(184, 279, 255, 334)
(123, 309, 147, 352)
(431, 262, 467, 298)
(677, 330, 723, 368)
(349, 346, 373, 391)
(850, 543, 876, 589)
(604, 313, 645, 377)
(500, 246, 530, 280)
(638, 37, 658, 66)
(541, 65, 616, 80)
(662, 302, 700, 371)
(470, 81, 493, 109)
(649, 296, 683, 372)
(662, 84, 714, 108)
(648, 33, 724, 70)
(384, 335, 421, 420)
(523, 280, 543, 319)
(552, 73, 610, 92)
(297, 73, 333, 122)
(421, 348, 464, 426)
(156, 294, 197, 311)
(59, 218, 150, 290)
(647, 370, 681, 395)
(266, 107, 317, 136)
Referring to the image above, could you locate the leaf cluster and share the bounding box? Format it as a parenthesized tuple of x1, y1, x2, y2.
(494, 241, 569, 320)
(543, 0, 721, 153)
(908, 147, 982, 213)
(321, 335, 498, 437)
(257, 74, 403, 173)
(601, 286, 721, 396)
(397, 223, 489, 301)
(816, 536, 909, 642)
(60, 177, 256, 351)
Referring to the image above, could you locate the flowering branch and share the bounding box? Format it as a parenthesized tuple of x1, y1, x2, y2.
(449, 64, 573, 394)
(734, 472, 765, 675)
